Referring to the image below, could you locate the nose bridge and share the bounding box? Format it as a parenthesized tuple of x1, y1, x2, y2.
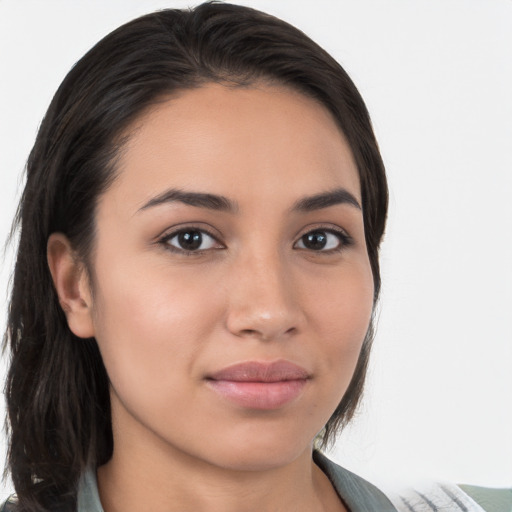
(225, 245, 302, 340)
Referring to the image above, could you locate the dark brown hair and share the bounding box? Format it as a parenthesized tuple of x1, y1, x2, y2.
(3, 3, 387, 511)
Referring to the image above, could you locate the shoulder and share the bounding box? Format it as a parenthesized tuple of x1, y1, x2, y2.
(314, 452, 512, 512)
(313, 450, 399, 511)
(459, 484, 512, 512)
(0, 493, 76, 512)
(388, 481, 512, 512)
(0, 496, 18, 512)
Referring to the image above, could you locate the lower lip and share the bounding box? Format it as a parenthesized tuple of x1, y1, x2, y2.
(207, 379, 307, 410)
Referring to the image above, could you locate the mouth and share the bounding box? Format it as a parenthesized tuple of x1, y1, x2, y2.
(205, 360, 310, 410)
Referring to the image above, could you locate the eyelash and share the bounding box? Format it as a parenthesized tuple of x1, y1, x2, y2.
(159, 226, 223, 256)
(294, 227, 353, 254)
(158, 225, 353, 256)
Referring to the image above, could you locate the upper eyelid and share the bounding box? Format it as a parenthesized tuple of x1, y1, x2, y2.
(293, 223, 351, 240)
(293, 224, 354, 254)
(294, 229, 350, 246)
(157, 223, 223, 242)
(158, 227, 224, 254)
(161, 229, 219, 243)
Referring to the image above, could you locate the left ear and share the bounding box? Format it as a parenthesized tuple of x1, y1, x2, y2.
(47, 233, 95, 338)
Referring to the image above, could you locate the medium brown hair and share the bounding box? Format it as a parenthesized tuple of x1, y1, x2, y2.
(4, 3, 388, 510)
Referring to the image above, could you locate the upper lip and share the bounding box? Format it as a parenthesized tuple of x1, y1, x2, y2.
(207, 360, 310, 382)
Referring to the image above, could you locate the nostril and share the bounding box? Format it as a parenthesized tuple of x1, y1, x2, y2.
(237, 326, 297, 341)
(239, 329, 258, 337)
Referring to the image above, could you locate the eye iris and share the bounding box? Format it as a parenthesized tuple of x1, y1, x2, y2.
(178, 230, 202, 250)
(302, 231, 327, 250)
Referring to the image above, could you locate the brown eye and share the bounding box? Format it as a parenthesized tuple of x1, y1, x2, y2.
(301, 231, 328, 250)
(294, 229, 348, 252)
(164, 229, 219, 252)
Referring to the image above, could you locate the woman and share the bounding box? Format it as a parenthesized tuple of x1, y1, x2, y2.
(1, 3, 509, 512)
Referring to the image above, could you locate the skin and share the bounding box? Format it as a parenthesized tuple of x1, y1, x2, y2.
(48, 83, 374, 512)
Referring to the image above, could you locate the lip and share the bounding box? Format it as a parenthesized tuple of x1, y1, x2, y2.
(206, 360, 310, 410)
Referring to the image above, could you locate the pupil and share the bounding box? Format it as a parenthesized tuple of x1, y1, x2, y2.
(178, 231, 202, 250)
(303, 231, 327, 250)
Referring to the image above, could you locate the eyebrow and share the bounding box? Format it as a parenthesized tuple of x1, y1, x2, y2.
(291, 188, 361, 212)
(138, 188, 238, 213)
(137, 187, 361, 214)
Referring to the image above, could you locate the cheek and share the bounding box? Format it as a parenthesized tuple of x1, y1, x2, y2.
(303, 260, 374, 379)
(89, 255, 224, 402)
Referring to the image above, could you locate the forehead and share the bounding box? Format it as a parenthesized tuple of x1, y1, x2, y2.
(109, 83, 360, 211)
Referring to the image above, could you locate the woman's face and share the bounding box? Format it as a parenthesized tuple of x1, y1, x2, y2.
(83, 83, 374, 470)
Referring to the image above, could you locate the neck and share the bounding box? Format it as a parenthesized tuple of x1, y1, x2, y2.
(96, 410, 345, 512)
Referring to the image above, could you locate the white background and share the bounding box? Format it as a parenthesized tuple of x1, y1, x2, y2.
(0, 0, 511, 498)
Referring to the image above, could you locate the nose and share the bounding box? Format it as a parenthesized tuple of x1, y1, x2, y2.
(225, 251, 305, 341)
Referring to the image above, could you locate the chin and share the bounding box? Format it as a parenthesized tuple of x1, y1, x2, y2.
(198, 427, 315, 473)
